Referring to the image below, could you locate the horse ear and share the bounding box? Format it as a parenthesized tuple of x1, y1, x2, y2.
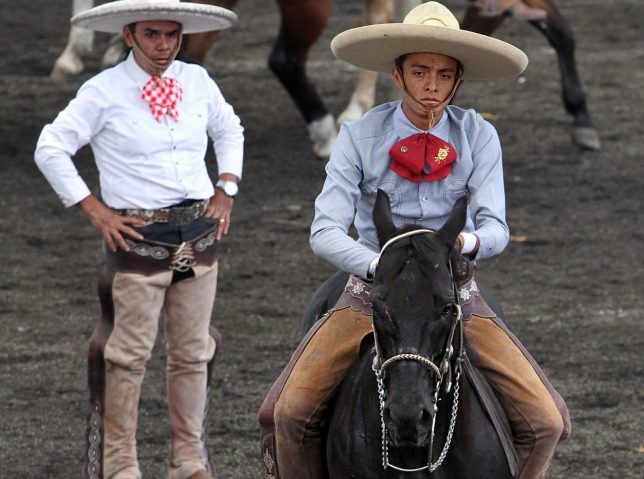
(436, 194, 468, 250)
(373, 189, 397, 248)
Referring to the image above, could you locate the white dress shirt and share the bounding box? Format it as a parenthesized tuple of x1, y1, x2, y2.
(35, 52, 244, 209)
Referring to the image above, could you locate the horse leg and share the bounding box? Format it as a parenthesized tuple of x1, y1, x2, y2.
(526, 0, 600, 150)
(177, 0, 240, 64)
(337, 0, 428, 125)
(51, 0, 95, 80)
(269, 0, 337, 158)
(336, 0, 394, 126)
(100, 34, 128, 70)
(463, 1, 600, 151)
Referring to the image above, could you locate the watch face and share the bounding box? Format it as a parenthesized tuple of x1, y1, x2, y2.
(222, 181, 238, 196)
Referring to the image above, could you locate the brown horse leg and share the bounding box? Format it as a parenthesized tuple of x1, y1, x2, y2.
(179, 0, 240, 64)
(82, 268, 115, 479)
(269, 0, 335, 124)
(461, 3, 509, 37)
(525, 0, 600, 149)
(179, 31, 222, 64)
(463, 1, 600, 150)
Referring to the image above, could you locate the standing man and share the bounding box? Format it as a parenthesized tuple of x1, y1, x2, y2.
(35, 2, 243, 478)
(259, 3, 569, 479)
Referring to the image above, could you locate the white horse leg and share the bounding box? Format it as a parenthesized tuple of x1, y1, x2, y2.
(337, 70, 379, 125)
(307, 114, 337, 159)
(393, 0, 423, 22)
(101, 34, 127, 69)
(382, 0, 422, 101)
(337, 0, 393, 126)
(338, 0, 424, 126)
(50, 0, 96, 80)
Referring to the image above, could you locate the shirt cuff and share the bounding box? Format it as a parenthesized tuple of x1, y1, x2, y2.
(460, 233, 479, 255)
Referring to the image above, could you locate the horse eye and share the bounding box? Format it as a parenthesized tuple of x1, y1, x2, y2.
(442, 304, 453, 316)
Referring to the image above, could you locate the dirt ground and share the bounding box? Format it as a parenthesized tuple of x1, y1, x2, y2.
(0, 0, 642, 477)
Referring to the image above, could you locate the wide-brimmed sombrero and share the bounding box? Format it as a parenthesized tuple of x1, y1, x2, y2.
(71, 0, 237, 34)
(331, 1, 527, 80)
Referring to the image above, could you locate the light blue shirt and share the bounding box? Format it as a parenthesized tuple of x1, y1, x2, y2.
(310, 101, 509, 277)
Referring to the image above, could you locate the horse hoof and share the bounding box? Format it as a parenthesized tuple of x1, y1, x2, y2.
(571, 126, 601, 151)
(101, 35, 127, 69)
(307, 114, 338, 159)
(337, 103, 366, 126)
(50, 57, 84, 81)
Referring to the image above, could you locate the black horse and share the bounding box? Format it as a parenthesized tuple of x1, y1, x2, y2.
(302, 190, 517, 478)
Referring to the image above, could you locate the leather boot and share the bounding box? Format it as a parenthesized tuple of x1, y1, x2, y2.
(167, 326, 222, 479)
(103, 361, 144, 478)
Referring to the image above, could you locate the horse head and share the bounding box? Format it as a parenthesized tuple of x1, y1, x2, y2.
(369, 189, 467, 448)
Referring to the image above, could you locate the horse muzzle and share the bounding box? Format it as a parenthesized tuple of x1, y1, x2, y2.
(384, 403, 434, 447)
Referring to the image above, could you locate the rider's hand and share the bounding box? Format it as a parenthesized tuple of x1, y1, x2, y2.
(76, 195, 148, 252)
(204, 189, 234, 241)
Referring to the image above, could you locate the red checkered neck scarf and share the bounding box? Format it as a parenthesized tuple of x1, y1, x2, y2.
(140, 76, 183, 122)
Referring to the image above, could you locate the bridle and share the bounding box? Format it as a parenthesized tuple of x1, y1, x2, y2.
(371, 229, 466, 473)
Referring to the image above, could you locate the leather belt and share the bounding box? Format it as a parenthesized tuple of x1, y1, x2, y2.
(115, 199, 209, 225)
(105, 225, 219, 276)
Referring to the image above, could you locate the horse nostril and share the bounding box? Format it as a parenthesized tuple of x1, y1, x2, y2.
(421, 407, 433, 425)
(383, 406, 392, 422)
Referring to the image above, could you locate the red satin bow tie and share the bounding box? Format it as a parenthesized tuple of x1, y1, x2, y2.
(389, 132, 457, 182)
(141, 76, 183, 122)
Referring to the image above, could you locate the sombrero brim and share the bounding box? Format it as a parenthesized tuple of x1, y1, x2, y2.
(331, 24, 528, 80)
(71, 1, 237, 34)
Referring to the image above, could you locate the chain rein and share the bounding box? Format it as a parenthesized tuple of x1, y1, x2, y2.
(372, 228, 464, 473)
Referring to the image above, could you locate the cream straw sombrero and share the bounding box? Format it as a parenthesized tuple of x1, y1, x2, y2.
(71, 0, 237, 34)
(331, 1, 527, 80)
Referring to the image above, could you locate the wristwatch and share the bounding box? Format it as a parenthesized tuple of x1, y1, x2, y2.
(215, 179, 238, 198)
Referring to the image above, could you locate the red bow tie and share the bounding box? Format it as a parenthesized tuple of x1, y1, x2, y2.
(389, 132, 457, 182)
(141, 76, 183, 122)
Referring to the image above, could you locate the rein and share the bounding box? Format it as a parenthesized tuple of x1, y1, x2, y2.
(372, 229, 466, 473)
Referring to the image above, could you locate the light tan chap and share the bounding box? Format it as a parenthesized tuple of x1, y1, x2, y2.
(96, 263, 218, 479)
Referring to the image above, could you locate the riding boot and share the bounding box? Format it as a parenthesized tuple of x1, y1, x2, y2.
(103, 361, 144, 479)
(164, 263, 219, 479)
(101, 266, 171, 478)
(201, 326, 223, 479)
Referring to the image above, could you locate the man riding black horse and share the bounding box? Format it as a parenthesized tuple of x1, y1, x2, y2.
(259, 2, 570, 478)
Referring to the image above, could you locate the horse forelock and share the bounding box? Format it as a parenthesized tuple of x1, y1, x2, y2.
(379, 226, 450, 284)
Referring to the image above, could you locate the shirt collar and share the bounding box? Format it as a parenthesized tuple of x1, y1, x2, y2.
(393, 102, 450, 142)
(124, 51, 180, 87)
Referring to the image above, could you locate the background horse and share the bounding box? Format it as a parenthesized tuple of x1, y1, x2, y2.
(313, 189, 516, 478)
(51, 0, 600, 158)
